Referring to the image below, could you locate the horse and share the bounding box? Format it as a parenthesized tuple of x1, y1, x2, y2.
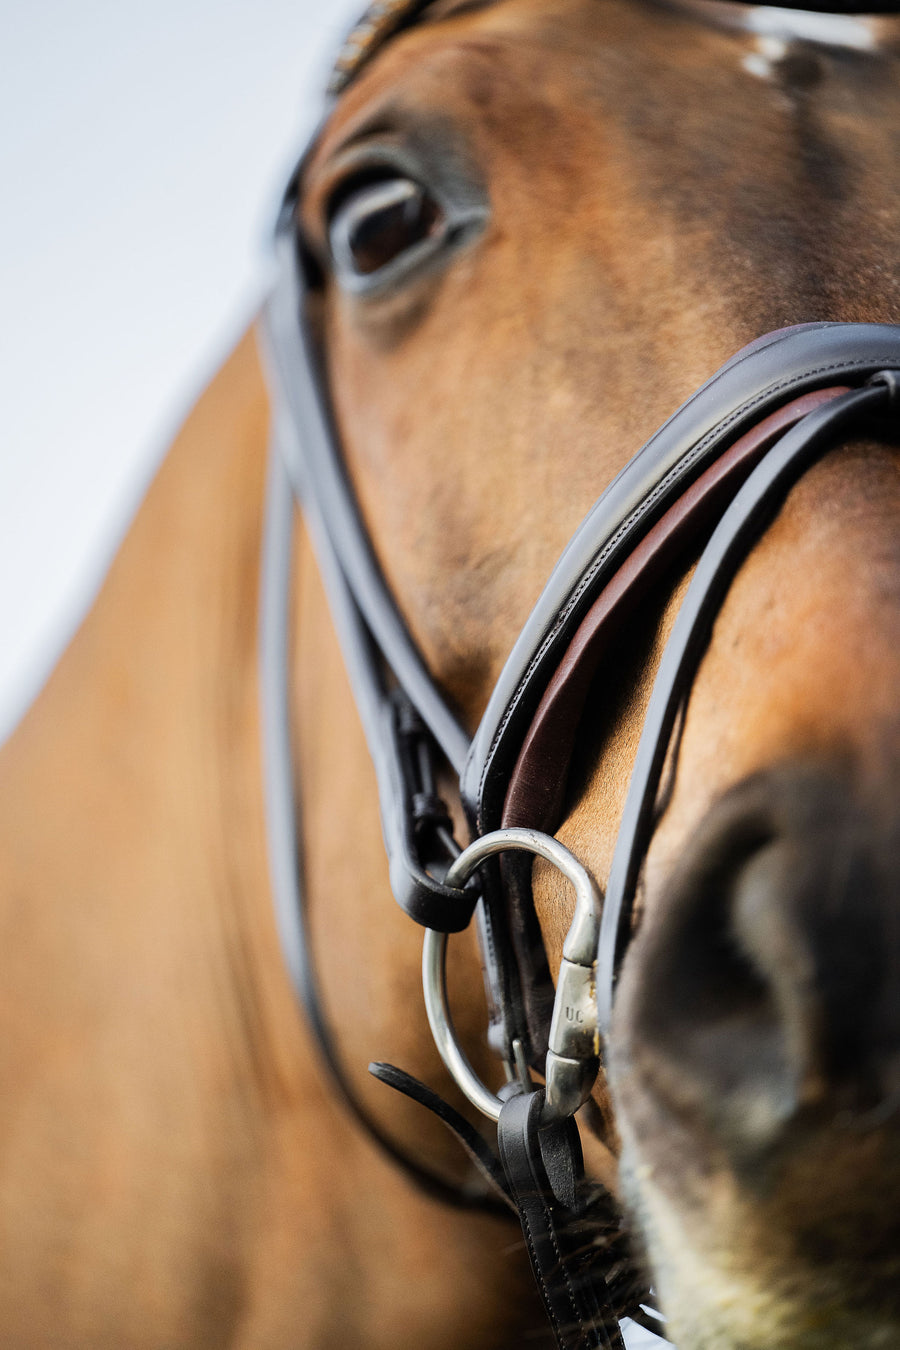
(3, 0, 900, 1346)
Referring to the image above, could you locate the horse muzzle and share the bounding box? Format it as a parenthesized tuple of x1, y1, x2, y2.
(606, 757, 900, 1348)
(613, 759, 900, 1162)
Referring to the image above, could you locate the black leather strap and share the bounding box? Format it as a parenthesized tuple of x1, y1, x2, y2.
(265, 230, 469, 774)
(260, 445, 512, 1212)
(596, 377, 899, 1032)
(262, 225, 532, 1068)
(497, 1091, 627, 1350)
(369, 1061, 516, 1211)
(263, 267, 478, 934)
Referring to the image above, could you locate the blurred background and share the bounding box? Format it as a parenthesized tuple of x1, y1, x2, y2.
(0, 0, 362, 740)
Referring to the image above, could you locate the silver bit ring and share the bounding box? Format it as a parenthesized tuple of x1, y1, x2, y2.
(422, 827, 603, 1124)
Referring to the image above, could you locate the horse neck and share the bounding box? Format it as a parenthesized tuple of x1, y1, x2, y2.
(9, 313, 496, 1143)
(0, 325, 549, 1345)
(0, 329, 308, 1095)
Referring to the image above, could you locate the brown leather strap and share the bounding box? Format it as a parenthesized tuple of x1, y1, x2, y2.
(501, 387, 850, 836)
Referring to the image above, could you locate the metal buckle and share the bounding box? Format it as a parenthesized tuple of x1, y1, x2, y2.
(422, 827, 603, 1124)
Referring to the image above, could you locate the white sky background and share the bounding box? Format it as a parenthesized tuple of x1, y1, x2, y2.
(0, 0, 362, 740)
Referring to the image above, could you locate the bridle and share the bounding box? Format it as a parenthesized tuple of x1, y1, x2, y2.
(259, 4, 900, 1347)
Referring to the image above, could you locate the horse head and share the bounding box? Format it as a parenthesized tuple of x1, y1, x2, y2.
(289, 1, 900, 1345)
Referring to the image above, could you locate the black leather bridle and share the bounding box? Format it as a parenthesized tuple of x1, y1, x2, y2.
(259, 4, 900, 1346)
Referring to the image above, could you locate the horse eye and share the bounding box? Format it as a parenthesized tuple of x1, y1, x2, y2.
(327, 176, 445, 285)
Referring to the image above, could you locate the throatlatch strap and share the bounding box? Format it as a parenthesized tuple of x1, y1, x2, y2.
(497, 1092, 626, 1350)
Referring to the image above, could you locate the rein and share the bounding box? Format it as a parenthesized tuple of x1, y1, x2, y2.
(259, 5, 900, 1346)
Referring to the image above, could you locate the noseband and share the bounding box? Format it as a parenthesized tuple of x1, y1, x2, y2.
(261, 5, 900, 1346)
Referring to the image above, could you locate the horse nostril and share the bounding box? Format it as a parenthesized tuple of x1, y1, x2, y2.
(613, 765, 897, 1163)
(626, 818, 801, 1156)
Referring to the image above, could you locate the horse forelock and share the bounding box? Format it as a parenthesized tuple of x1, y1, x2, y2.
(329, 0, 501, 94)
(329, 0, 440, 95)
